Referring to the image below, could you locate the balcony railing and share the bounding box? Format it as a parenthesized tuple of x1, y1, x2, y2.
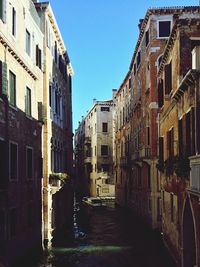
(189, 155, 200, 193)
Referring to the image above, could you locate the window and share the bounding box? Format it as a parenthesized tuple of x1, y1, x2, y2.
(102, 122, 108, 133)
(101, 164, 109, 172)
(129, 77, 131, 89)
(159, 137, 164, 162)
(101, 106, 110, 112)
(170, 193, 174, 222)
(158, 79, 164, 108)
(0, 0, 6, 22)
(36, 45, 42, 69)
(54, 41, 57, 63)
(164, 61, 172, 94)
(145, 30, 149, 46)
(137, 51, 141, 67)
(27, 147, 33, 179)
(25, 87, 31, 117)
(101, 145, 108, 156)
(26, 30, 31, 55)
(146, 126, 150, 145)
(158, 21, 171, 38)
(0, 0, 3, 19)
(167, 128, 174, 157)
(9, 71, 16, 106)
(134, 63, 136, 75)
(9, 142, 18, 180)
(0, 139, 7, 185)
(11, 7, 16, 36)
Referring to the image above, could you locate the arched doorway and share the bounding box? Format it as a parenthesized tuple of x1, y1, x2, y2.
(182, 197, 196, 267)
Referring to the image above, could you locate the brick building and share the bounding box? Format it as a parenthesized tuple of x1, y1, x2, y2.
(0, 0, 43, 265)
(158, 15, 200, 266)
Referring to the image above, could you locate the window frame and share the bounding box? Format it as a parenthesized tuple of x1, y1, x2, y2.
(25, 86, 31, 117)
(157, 20, 172, 39)
(101, 145, 109, 156)
(9, 70, 16, 107)
(25, 29, 31, 56)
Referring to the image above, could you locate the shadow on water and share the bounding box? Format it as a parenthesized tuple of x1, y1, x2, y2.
(35, 199, 176, 267)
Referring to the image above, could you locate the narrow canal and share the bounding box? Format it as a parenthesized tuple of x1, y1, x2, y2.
(36, 201, 176, 267)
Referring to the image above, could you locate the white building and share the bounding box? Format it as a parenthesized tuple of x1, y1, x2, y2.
(84, 97, 116, 197)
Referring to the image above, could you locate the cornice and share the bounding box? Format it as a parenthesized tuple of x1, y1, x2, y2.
(0, 35, 37, 80)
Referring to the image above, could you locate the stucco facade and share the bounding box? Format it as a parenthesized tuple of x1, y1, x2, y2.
(35, 2, 74, 248)
(75, 97, 115, 198)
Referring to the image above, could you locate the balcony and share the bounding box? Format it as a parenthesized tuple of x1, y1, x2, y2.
(188, 155, 200, 194)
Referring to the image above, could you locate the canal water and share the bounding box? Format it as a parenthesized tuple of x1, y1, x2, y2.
(36, 201, 176, 267)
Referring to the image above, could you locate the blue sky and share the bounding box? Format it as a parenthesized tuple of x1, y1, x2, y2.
(49, 0, 198, 131)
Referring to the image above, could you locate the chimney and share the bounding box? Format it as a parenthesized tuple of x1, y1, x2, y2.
(112, 89, 117, 98)
(93, 98, 97, 104)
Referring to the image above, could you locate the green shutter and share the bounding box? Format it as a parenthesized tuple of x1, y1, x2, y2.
(9, 71, 15, 106)
(0, 0, 3, 19)
(2, 62, 8, 96)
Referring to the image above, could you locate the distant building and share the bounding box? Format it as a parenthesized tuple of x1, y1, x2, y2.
(34, 1, 74, 248)
(114, 72, 132, 206)
(158, 15, 200, 266)
(75, 96, 116, 198)
(0, 0, 43, 265)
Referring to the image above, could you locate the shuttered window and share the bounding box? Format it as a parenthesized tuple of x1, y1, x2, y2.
(25, 87, 31, 117)
(164, 62, 172, 94)
(178, 118, 183, 156)
(158, 79, 164, 108)
(186, 111, 191, 156)
(159, 137, 164, 162)
(36, 45, 42, 69)
(9, 71, 16, 106)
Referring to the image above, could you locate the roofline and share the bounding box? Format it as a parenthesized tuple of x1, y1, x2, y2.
(158, 17, 200, 76)
(34, 1, 74, 74)
(129, 6, 200, 71)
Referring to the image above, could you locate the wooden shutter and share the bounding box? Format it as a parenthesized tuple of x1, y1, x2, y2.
(2, 62, 7, 96)
(159, 137, 164, 161)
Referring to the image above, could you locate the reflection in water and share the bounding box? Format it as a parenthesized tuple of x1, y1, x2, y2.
(36, 198, 176, 267)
